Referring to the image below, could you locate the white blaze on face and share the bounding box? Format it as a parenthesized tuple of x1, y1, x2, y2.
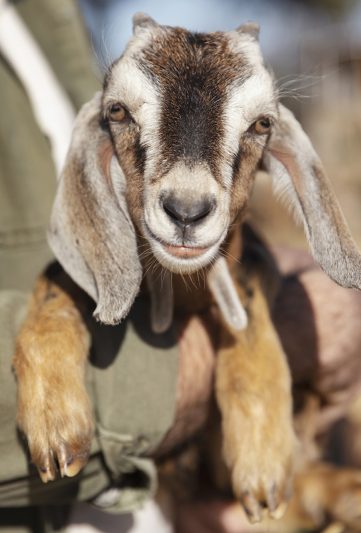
(220, 34, 277, 188)
(104, 41, 163, 180)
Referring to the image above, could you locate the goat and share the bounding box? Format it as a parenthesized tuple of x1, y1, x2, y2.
(13, 13, 361, 526)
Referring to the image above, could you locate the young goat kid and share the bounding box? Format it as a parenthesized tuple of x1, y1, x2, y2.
(14, 14, 361, 525)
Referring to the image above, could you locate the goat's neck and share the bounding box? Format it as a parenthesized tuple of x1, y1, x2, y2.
(141, 225, 243, 316)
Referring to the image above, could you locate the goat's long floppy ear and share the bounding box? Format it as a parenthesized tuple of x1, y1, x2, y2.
(263, 103, 361, 290)
(48, 92, 142, 324)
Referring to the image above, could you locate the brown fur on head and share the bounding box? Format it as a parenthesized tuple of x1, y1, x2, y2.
(48, 13, 361, 325)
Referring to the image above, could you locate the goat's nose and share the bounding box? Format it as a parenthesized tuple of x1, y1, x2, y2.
(162, 195, 214, 226)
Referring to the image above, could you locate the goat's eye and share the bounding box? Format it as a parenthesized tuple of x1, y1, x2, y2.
(253, 117, 272, 135)
(109, 103, 127, 122)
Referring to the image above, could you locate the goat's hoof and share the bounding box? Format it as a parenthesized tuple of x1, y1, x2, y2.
(16, 376, 94, 482)
(222, 403, 296, 522)
(58, 441, 91, 478)
(236, 472, 292, 523)
(31, 429, 93, 483)
(238, 489, 288, 523)
(38, 455, 57, 483)
(36, 440, 91, 482)
(29, 426, 93, 483)
(231, 438, 294, 522)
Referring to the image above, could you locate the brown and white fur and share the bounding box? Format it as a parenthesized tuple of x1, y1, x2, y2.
(13, 13, 361, 527)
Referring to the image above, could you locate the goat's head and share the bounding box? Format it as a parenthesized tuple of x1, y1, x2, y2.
(48, 14, 361, 325)
(103, 15, 275, 274)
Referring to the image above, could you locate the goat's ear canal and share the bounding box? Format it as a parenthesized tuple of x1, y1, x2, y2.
(235, 21, 260, 40)
(48, 92, 142, 325)
(263, 103, 361, 290)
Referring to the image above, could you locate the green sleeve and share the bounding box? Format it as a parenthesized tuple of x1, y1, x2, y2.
(0, 0, 178, 518)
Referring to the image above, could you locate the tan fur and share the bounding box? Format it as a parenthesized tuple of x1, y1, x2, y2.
(13, 274, 93, 482)
(216, 277, 295, 521)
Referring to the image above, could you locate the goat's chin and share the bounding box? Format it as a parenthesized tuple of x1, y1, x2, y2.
(149, 238, 221, 274)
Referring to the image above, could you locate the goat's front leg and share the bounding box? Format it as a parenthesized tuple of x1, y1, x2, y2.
(13, 272, 93, 482)
(216, 276, 296, 523)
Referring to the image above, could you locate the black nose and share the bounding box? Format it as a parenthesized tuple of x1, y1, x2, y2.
(162, 195, 214, 226)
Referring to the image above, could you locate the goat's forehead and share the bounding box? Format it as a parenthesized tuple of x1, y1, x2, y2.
(136, 28, 254, 85)
(104, 26, 276, 183)
(104, 27, 273, 107)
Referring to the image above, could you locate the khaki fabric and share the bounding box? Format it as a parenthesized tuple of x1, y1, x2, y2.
(16, 0, 100, 111)
(0, 60, 56, 290)
(0, 0, 99, 291)
(0, 292, 177, 512)
(0, 0, 179, 528)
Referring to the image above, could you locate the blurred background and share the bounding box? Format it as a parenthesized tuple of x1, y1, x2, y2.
(78, 0, 361, 249)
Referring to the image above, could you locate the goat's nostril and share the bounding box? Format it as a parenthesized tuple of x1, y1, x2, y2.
(162, 195, 214, 226)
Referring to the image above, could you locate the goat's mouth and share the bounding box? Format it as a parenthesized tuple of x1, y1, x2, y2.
(164, 244, 209, 259)
(143, 222, 225, 274)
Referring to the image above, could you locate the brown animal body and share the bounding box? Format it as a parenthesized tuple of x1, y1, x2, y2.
(13, 14, 361, 529)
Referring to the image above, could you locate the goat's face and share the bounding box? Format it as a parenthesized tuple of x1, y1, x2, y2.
(49, 14, 361, 325)
(103, 20, 277, 274)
